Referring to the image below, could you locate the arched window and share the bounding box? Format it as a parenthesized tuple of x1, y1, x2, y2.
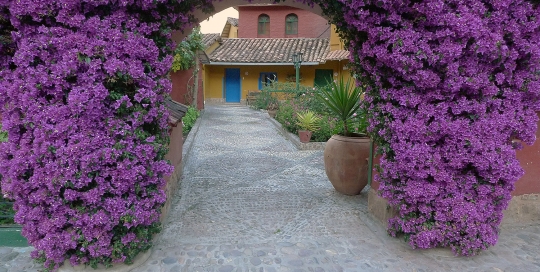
(285, 14, 298, 35)
(258, 14, 270, 36)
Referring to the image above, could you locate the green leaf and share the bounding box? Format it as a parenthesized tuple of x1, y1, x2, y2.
(315, 76, 363, 136)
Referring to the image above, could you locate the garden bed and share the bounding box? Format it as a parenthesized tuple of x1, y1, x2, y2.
(250, 81, 367, 144)
(266, 114, 325, 151)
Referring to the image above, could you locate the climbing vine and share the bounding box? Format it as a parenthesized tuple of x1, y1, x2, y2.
(171, 27, 205, 72)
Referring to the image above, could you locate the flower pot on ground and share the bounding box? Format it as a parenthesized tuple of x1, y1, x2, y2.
(268, 110, 277, 118)
(296, 110, 321, 143)
(316, 76, 370, 195)
(298, 130, 313, 143)
(267, 102, 279, 118)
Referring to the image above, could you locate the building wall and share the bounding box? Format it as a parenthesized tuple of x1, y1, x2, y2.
(229, 25, 238, 38)
(330, 25, 346, 51)
(203, 60, 351, 102)
(161, 123, 183, 223)
(170, 61, 204, 110)
(514, 111, 540, 195)
(206, 41, 221, 54)
(238, 5, 329, 39)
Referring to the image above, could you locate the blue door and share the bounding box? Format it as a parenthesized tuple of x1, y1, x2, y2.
(225, 68, 241, 103)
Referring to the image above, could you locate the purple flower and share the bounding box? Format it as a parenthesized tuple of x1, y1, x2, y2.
(313, 0, 540, 256)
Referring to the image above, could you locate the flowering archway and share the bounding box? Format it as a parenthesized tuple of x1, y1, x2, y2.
(0, 0, 539, 270)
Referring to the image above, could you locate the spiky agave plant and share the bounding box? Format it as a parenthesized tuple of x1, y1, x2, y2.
(315, 76, 363, 136)
(296, 110, 321, 131)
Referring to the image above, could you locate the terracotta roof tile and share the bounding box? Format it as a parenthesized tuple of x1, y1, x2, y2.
(227, 17, 239, 27)
(164, 97, 188, 124)
(325, 50, 350, 61)
(208, 38, 330, 64)
(202, 33, 221, 48)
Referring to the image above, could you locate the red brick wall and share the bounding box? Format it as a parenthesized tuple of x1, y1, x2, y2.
(238, 6, 329, 39)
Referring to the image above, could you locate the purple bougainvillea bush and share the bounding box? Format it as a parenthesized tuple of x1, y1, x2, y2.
(315, 0, 540, 255)
(0, 0, 211, 270)
(1, 0, 539, 270)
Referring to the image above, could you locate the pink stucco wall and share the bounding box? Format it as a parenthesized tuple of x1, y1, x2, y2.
(170, 62, 204, 110)
(238, 5, 329, 39)
(165, 123, 183, 170)
(370, 112, 540, 196)
(513, 112, 540, 195)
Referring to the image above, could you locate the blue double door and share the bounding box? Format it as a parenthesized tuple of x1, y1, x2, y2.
(225, 68, 241, 103)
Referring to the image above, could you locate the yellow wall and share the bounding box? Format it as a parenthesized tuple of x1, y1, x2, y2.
(330, 24, 346, 51)
(203, 60, 351, 101)
(229, 26, 238, 38)
(205, 41, 220, 55)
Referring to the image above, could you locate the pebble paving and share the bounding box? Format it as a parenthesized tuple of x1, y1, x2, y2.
(1, 105, 540, 271)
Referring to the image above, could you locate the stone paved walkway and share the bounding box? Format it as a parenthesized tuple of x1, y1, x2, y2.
(2, 105, 540, 272)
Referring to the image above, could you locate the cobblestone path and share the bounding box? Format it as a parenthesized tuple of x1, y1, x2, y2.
(1, 105, 539, 272)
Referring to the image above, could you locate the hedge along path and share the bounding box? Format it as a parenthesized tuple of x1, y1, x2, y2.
(0, 0, 539, 271)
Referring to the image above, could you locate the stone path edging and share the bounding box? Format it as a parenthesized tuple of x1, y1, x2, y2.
(181, 109, 205, 170)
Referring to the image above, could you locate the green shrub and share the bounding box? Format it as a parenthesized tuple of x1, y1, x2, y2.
(0, 124, 7, 143)
(311, 115, 341, 142)
(182, 107, 199, 136)
(253, 80, 315, 111)
(273, 82, 368, 142)
(252, 90, 278, 110)
(296, 86, 329, 115)
(0, 194, 15, 225)
(0, 124, 14, 224)
(263, 80, 299, 94)
(275, 100, 300, 134)
(315, 76, 363, 136)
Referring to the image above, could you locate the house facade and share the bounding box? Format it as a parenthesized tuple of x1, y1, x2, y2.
(237, 5, 330, 39)
(169, 33, 221, 110)
(202, 4, 352, 104)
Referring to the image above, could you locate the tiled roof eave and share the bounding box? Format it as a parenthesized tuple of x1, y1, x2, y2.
(208, 38, 330, 64)
(207, 61, 321, 66)
(325, 50, 350, 61)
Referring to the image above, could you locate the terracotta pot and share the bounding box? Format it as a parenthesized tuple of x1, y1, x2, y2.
(268, 110, 277, 118)
(324, 134, 370, 195)
(298, 130, 313, 143)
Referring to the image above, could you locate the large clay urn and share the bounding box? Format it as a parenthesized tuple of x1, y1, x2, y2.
(324, 135, 370, 195)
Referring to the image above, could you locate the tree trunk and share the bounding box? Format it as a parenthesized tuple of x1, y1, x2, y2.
(192, 57, 200, 108)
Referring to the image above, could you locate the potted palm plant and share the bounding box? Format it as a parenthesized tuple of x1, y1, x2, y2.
(316, 76, 370, 195)
(296, 110, 321, 143)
